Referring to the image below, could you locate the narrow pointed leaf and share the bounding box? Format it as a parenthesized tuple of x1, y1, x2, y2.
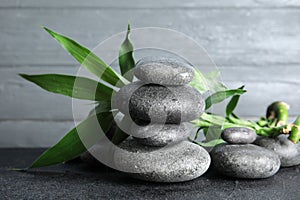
(192, 139, 226, 147)
(20, 74, 113, 101)
(226, 86, 245, 116)
(43, 27, 128, 87)
(30, 112, 113, 168)
(190, 69, 227, 94)
(189, 69, 210, 93)
(205, 89, 246, 110)
(119, 23, 135, 81)
(200, 113, 243, 128)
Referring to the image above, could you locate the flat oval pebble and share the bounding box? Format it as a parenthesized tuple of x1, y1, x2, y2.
(131, 122, 191, 147)
(114, 139, 211, 182)
(134, 57, 194, 85)
(221, 127, 257, 144)
(254, 135, 300, 167)
(210, 144, 280, 179)
(126, 83, 204, 123)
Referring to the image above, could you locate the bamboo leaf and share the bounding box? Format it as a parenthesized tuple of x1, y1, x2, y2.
(199, 113, 244, 129)
(189, 69, 210, 93)
(192, 138, 226, 147)
(43, 27, 129, 87)
(20, 74, 114, 101)
(119, 23, 135, 81)
(200, 113, 228, 125)
(226, 86, 245, 116)
(205, 89, 246, 110)
(190, 69, 227, 94)
(30, 112, 113, 168)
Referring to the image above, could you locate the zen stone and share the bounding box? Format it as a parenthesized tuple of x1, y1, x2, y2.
(134, 57, 194, 85)
(114, 139, 211, 182)
(112, 81, 144, 114)
(255, 135, 300, 167)
(210, 144, 280, 179)
(131, 122, 191, 147)
(221, 127, 257, 144)
(128, 83, 204, 123)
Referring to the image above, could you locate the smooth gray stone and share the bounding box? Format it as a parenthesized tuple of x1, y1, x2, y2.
(254, 135, 300, 167)
(114, 139, 211, 182)
(221, 127, 257, 144)
(134, 57, 194, 85)
(210, 144, 280, 179)
(132, 122, 191, 147)
(112, 81, 144, 115)
(114, 82, 204, 123)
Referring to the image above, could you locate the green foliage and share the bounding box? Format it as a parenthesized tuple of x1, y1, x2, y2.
(43, 27, 129, 87)
(226, 86, 245, 116)
(30, 112, 113, 168)
(119, 23, 135, 81)
(22, 24, 300, 169)
(20, 74, 113, 101)
(205, 88, 246, 110)
(189, 69, 227, 94)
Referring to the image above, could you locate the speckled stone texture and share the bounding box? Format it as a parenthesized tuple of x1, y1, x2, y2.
(114, 139, 211, 182)
(112, 81, 144, 115)
(134, 57, 194, 86)
(254, 135, 300, 167)
(128, 84, 204, 123)
(210, 144, 280, 179)
(131, 122, 191, 147)
(221, 127, 257, 144)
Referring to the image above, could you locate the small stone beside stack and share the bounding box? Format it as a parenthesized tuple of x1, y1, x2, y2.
(211, 127, 281, 179)
(113, 57, 211, 182)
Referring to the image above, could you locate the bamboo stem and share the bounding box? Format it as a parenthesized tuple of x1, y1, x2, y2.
(288, 116, 300, 143)
(266, 101, 290, 126)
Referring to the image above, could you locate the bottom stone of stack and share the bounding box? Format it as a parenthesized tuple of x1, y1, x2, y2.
(114, 138, 211, 182)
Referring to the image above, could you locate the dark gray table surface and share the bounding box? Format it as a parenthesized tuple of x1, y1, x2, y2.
(0, 148, 299, 200)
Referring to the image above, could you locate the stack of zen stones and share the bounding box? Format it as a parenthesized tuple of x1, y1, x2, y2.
(210, 127, 281, 179)
(113, 57, 211, 182)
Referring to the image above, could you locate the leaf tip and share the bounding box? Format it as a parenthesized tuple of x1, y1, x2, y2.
(42, 26, 56, 38)
(19, 73, 29, 80)
(127, 21, 131, 31)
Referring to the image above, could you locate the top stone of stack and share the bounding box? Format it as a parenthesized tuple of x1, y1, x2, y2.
(134, 57, 194, 86)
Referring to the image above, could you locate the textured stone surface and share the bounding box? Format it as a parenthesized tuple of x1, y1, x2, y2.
(210, 144, 280, 179)
(221, 127, 257, 144)
(132, 122, 191, 147)
(134, 57, 194, 85)
(255, 135, 300, 167)
(114, 82, 204, 123)
(114, 139, 211, 182)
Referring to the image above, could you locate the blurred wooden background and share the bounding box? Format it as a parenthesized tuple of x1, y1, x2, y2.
(1, 0, 300, 147)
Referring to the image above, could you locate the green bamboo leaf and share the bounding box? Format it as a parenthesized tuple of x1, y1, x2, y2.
(205, 71, 227, 92)
(189, 69, 210, 93)
(30, 112, 113, 168)
(199, 113, 244, 129)
(226, 86, 245, 116)
(205, 89, 246, 110)
(227, 115, 260, 130)
(190, 69, 227, 94)
(192, 138, 226, 147)
(20, 74, 113, 101)
(43, 27, 129, 87)
(200, 113, 228, 125)
(119, 23, 135, 81)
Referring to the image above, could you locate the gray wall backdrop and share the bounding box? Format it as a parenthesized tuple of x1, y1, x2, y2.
(1, 0, 300, 147)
